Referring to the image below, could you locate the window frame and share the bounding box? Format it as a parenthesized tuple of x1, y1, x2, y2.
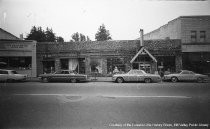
(200, 31, 206, 42)
(190, 31, 197, 43)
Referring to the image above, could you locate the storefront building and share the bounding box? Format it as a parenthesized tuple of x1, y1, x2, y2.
(37, 39, 181, 76)
(0, 40, 37, 77)
(142, 15, 210, 74)
(0, 28, 37, 77)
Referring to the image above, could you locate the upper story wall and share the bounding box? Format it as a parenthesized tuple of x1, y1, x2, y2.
(144, 18, 181, 40)
(181, 16, 210, 43)
(143, 16, 210, 44)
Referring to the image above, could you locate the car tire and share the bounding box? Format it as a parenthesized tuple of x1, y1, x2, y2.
(71, 78, 77, 83)
(144, 78, 151, 83)
(171, 77, 178, 83)
(197, 77, 203, 83)
(42, 77, 48, 83)
(116, 77, 124, 83)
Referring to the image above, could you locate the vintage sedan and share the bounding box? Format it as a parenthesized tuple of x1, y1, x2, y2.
(164, 70, 208, 83)
(0, 69, 27, 82)
(39, 70, 89, 83)
(112, 69, 161, 83)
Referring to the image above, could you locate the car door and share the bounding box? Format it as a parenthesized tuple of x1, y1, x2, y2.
(63, 71, 70, 82)
(180, 71, 190, 81)
(188, 71, 196, 81)
(57, 71, 68, 81)
(136, 70, 145, 82)
(52, 71, 63, 81)
(128, 71, 138, 81)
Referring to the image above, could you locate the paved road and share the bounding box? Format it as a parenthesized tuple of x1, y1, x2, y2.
(0, 82, 210, 129)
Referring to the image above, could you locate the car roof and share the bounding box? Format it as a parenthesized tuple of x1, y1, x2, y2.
(130, 69, 146, 72)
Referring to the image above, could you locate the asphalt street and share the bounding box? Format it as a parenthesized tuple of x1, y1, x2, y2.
(0, 81, 210, 129)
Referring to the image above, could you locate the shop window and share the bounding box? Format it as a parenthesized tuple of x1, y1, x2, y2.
(60, 59, 69, 70)
(191, 31, 197, 42)
(200, 31, 206, 42)
(43, 61, 55, 73)
(107, 57, 125, 74)
(90, 58, 102, 73)
(0, 57, 32, 69)
(0, 70, 8, 74)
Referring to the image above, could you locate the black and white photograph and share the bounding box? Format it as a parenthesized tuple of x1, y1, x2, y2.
(0, 0, 210, 128)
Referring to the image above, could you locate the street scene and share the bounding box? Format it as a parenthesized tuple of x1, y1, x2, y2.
(1, 0, 210, 129)
(0, 81, 210, 129)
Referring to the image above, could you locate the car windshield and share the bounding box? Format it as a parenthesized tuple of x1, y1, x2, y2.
(11, 70, 18, 74)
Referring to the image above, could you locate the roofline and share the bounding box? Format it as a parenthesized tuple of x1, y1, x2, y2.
(0, 39, 36, 43)
(144, 15, 210, 36)
(0, 28, 19, 40)
(130, 47, 157, 63)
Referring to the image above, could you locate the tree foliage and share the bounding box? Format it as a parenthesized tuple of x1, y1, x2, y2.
(45, 27, 56, 42)
(71, 32, 91, 42)
(26, 26, 46, 42)
(56, 36, 64, 42)
(26, 26, 64, 42)
(95, 24, 112, 41)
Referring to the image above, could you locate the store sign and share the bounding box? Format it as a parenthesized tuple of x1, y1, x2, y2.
(0, 43, 32, 50)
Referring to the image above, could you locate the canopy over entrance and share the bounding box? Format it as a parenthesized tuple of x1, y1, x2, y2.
(130, 47, 157, 63)
(130, 47, 157, 73)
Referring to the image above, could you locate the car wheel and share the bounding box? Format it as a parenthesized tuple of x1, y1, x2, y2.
(197, 77, 203, 83)
(116, 77, 124, 83)
(171, 77, 178, 82)
(71, 78, 77, 83)
(144, 78, 151, 83)
(42, 77, 48, 83)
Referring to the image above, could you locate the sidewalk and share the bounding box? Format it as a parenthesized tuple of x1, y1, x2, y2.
(90, 77, 112, 82)
(26, 77, 113, 82)
(26, 76, 210, 82)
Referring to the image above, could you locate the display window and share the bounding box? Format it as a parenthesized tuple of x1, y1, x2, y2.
(0, 57, 32, 70)
(107, 57, 125, 74)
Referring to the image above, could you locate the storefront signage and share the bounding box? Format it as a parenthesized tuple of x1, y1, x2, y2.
(0, 43, 32, 50)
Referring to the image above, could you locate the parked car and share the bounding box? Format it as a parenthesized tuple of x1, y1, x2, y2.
(38, 70, 89, 83)
(0, 69, 27, 82)
(112, 69, 161, 83)
(163, 70, 208, 83)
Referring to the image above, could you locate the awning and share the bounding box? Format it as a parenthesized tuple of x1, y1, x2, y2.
(130, 47, 157, 63)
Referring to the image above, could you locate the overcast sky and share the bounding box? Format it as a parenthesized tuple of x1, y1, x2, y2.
(0, 0, 210, 41)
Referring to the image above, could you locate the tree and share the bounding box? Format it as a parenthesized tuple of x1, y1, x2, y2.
(56, 36, 64, 42)
(71, 32, 80, 42)
(26, 26, 46, 42)
(71, 32, 90, 42)
(95, 24, 112, 41)
(26, 26, 63, 42)
(80, 33, 86, 41)
(86, 36, 91, 41)
(45, 27, 56, 42)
